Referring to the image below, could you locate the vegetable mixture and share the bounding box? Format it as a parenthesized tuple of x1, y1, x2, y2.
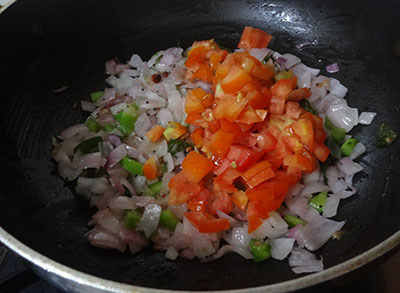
(52, 27, 395, 273)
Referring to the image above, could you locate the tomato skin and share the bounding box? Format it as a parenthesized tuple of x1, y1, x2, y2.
(238, 26, 273, 49)
(226, 145, 263, 172)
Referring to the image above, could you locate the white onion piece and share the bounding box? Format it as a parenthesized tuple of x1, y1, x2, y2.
(325, 63, 339, 73)
(268, 211, 288, 229)
(251, 219, 288, 239)
(182, 216, 198, 237)
(135, 113, 152, 137)
(86, 227, 126, 252)
(174, 151, 185, 166)
(168, 203, 187, 220)
(105, 59, 117, 75)
(249, 48, 271, 62)
(308, 85, 327, 103)
(336, 157, 363, 178)
(295, 218, 345, 251)
(289, 247, 324, 273)
(163, 153, 174, 172)
(137, 204, 161, 238)
(81, 101, 96, 112)
(105, 144, 126, 169)
(191, 233, 216, 258)
(157, 108, 174, 127)
(349, 142, 366, 160)
(93, 210, 122, 234)
(287, 183, 304, 199)
(270, 238, 295, 260)
(105, 134, 121, 147)
(159, 47, 183, 66)
(109, 196, 134, 210)
(165, 247, 179, 260)
(99, 141, 113, 157)
(139, 140, 168, 158)
(77, 177, 111, 195)
(205, 245, 252, 262)
(73, 152, 103, 170)
(359, 112, 377, 125)
(323, 196, 340, 218)
(119, 228, 149, 254)
(60, 124, 87, 139)
(58, 161, 81, 181)
(180, 248, 196, 260)
(229, 227, 251, 247)
(125, 145, 141, 160)
(299, 181, 330, 196)
(282, 53, 301, 69)
(303, 169, 320, 183)
(132, 195, 155, 208)
(161, 172, 175, 194)
(162, 232, 190, 251)
(109, 175, 124, 194)
(286, 196, 309, 217)
(216, 210, 241, 227)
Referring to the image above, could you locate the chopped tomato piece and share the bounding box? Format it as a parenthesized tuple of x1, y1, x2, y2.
(169, 172, 202, 205)
(231, 190, 248, 211)
(184, 211, 210, 228)
(245, 168, 275, 188)
(209, 191, 233, 215)
(237, 105, 264, 124)
(251, 64, 274, 81)
(215, 167, 242, 185)
(241, 160, 271, 182)
(238, 26, 273, 49)
(143, 157, 158, 180)
(191, 128, 204, 148)
(188, 188, 212, 212)
(248, 215, 263, 233)
(313, 141, 330, 162)
(245, 90, 267, 109)
(254, 132, 277, 152)
(185, 90, 205, 114)
(214, 94, 248, 121)
(314, 128, 327, 144)
(185, 113, 203, 125)
(199, 218, 230, 233)
(209, 130, 235, 159)
(220, 118, 241, 133)
(271, 79, 293, 100)
(283, 153, 314, 172)
(292, 118, 314, 152)
(246, 185, 275, 202)
(285, 102, 302, 119)
(269, 96, 286, 115)
(163, 122, 187, 141)
(226, 145, 263, 172)
(264, 151, 284, 170)
(288, 88, 311, 102)
(214, 157, 232, 176)
(274, 170, 299, 186)
(182, 151, 214, 183)
(146, 125, 165, 142)
(213, 180, 238, 193)
(221, 65, 252, 94)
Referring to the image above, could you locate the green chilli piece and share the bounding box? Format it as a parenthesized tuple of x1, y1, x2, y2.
(159, 210, 180, 231)
(283, 214, 305, 228)
(299, 99, 318, 116)
(90, 91, 104, 103)
(167, 139, 192, 156)
(341, 138, 358, 156)
(325, 118, 346, 144)
(85, 117, 101, 132)
(377, 122, 397, 147)
(147, 181, 162, 197)
(250, 239, 271, 262)
(73, 136, 103, 154)
(120, 157, 143, 175)
(103, 123, 116, 133)
(125, 210, 141, 229)
(310, 191, 328, 213)
(114, 103, 139, 136)
(274, 71, 293, 82)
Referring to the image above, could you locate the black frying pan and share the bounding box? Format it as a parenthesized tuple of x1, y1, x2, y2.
(0, 0, 400, 291)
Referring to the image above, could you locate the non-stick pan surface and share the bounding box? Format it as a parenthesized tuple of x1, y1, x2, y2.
(0, 0, 400, 291)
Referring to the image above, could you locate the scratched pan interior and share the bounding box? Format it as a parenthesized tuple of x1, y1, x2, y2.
(0, 0, 400, 291)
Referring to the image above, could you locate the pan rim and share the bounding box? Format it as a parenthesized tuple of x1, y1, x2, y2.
(0, 226, 399, 292)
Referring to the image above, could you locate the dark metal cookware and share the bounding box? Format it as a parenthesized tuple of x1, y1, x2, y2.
(0, 0, 400, 291)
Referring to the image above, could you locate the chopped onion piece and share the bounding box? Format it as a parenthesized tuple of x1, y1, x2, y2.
(359, 112, 377, 125)
(137, 204, 162, 238)
(326, 63, 339, 73)
(270, 238, 295, 260)
(165, 246, 179, 260)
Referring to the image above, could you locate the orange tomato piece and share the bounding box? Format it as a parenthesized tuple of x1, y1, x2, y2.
(168, 172, 202, 205)
(209, 130, 235, 159)
(284, 102, 302, 119)
(199, 218, 230, 233)
(145, 125, 165, 142)
(143, 157, 158, 180)
(241, 160, 271, 182)
(245, 168, 275, 188)
(185, 113, 203, 125)
(292, 118, 314, 152)
(313, 141, 330, 162)
(190, 128, 204, 148)
(221, 65, 252, 94)
(182, 151, 214, 183)
(269, 95, 286, 115)
(288, 88, 311, 102)
(251, 64, 274, 81)
(163, 122, 187, 141)
(231, 190, 248, 211)
(188, 188, 212, 212)
(185, 91, 205, 114)
(236, 105, 264, 124)
(283, 153, 314, 172)
(192, 64, 214, 83)
(208, 191, 233, 215)
(238, 26, 273, 49)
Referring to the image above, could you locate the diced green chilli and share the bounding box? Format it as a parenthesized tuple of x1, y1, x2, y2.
(73, 136, 103, 154)
(250, 239, 271, 262)
(85, 117, 101, 132)
(103, 123, 116, 133)
(125, 210, 141, 229)
(283, 214, 305, 228)
(341, 138, 358, 156)
(325, 118, 346, 144)
(161, 164, 168, 174)
(274, 71, 293, 82)
(377, 122, 397, 147)
(262, 54, 272, 64)
(159, 210, 180, 231)
(299, 100, 318, 115)
(147, 181, 162, 197)
(310, 191, 328, 213)
(90, 91, 104, 103)
(120, 157, 143, 175)
(114, 103, 139, 136)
